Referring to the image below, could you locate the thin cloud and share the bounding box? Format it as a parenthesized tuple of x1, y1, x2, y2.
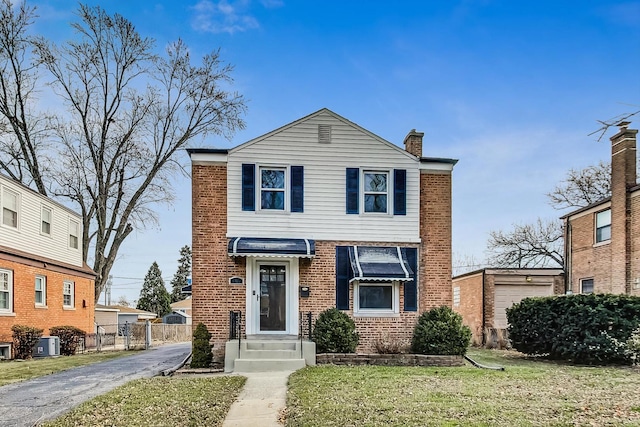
(191, 0, 281, 34)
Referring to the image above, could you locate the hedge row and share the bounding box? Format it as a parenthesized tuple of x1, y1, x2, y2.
(507, 294, 640, 364)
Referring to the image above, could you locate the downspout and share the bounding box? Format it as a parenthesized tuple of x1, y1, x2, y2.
(481, 269, 486, 346)
(565, 220, 572, 294)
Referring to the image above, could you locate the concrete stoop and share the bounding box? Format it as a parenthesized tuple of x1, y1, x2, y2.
(225, 338, 316, 373)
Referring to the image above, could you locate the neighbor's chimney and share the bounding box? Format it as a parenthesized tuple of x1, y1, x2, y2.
(610, 121, 637, 294)
(404, 129, 424, 158)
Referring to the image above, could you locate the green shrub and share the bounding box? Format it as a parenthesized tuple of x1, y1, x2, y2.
(313, 308, 359, 353)
(507, 294, 640, 364)
(411, 306, 471, 355)
(627, 327, 640, 365)
(191, 323, 213, 368)
(11, 325, 43, 359)
(50, 326, 85, 356)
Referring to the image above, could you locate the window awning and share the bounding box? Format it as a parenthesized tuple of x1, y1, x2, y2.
(228, 237, 315, 258)
(348, 246, 413, 282)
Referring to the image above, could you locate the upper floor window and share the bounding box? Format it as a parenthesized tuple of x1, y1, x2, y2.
(260, 167, 285, 210)
(346, 168, 406, 216)
(69, 220, 80, 249)
(41, 206, 52, 236)
(595, 209, 611, 243)
(0, 269, 12, 313)
(363, 171, 388, 213)
(580, 278, 594, 294)
(35, 275, 46, 306)
(2, 188, 18, 228)
(63, 281, 74, 307)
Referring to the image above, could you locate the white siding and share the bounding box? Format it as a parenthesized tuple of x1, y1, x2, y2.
(227, 111, 421, 242)
(0, 175, 84, 267)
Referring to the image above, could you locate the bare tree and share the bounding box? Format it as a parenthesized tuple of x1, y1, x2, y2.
(547, 161, 611, 210)
(0, 3, 245, 301)
(0, 0, 50, 193)
(116, 295, 130, 307)
(486, 218, 564, 268)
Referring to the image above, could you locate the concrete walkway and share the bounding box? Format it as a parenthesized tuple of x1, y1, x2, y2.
(222, 371, 293, 427)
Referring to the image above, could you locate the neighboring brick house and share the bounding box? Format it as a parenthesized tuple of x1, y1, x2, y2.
(562, 123, 639, 295)
(0, 174, 95, 358)
(452, 268, 564, 345)
(189, 108, 457, 368)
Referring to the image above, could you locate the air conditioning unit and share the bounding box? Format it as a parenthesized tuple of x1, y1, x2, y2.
(33, 336, 60, 357)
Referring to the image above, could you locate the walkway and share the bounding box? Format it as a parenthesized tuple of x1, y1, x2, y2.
(0, 342, 190, 427)
(223, 370, 293, 427)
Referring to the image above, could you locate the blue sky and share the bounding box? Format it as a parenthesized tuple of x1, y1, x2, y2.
(28, 0, 640, 303)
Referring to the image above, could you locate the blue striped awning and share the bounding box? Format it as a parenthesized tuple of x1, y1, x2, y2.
(348, 246, 413, 282)
(228, 237, 315, 258)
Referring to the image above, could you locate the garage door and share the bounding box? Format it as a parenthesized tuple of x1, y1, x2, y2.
(494, 284, 553, 329)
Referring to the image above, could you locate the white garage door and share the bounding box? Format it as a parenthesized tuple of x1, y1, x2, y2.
(494, 284, 553, 329)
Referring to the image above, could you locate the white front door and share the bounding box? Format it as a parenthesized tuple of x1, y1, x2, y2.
(246, 258, 299, 335)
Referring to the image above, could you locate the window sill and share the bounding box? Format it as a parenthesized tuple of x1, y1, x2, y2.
(0, 312, 16, 317)
(35, 305, 48, 309)
(593, 240, 611, 248)
(63, 307, 76, 311)
(353, 311, 400, 318)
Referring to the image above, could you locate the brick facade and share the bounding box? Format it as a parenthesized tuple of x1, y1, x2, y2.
(565, 124, 639, 295)
(452, 271, 483, 344)
(190, 112, 455, 362)
(192, 167, 454, 361)
(0, 256, 95, 344)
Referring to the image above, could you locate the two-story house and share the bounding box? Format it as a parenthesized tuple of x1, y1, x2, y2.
(562, 122, 639, 295)
(0, 174, 95, 358)
(189, 108, 456, 370)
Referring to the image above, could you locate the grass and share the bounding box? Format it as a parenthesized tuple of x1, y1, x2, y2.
(0, 351, 129, 386)
(44, 376, 246, 427)
(286, 349, 640, 426)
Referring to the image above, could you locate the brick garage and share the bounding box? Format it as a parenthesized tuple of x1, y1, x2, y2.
(452, 268, 564, 346)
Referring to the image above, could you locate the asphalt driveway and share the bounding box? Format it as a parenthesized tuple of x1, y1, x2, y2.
(0, 342, 191, 426)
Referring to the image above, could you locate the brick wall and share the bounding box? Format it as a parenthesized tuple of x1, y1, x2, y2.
(191, 163, 246, 364)
(610, 126, 637, 294)
(299, 240, 420, 352)
(568, 210, 613, 293)
(420, 171, 453, 309)
(0, 259, 95, 344)
(452, 272, 483, 345)
(631, 193, 640, 296)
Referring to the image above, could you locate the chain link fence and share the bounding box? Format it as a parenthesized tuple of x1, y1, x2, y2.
(79, 322, 191, 353)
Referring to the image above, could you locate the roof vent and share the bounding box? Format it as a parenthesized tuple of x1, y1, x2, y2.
(318, 124, 332, 143)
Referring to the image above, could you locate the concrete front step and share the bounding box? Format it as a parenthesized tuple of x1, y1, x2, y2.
(225, 339, 316, 373)
(233, 358, 307, 373)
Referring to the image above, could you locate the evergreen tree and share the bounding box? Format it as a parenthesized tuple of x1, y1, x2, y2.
(137, 262, 171, 317)
(170, 245, 192, 303)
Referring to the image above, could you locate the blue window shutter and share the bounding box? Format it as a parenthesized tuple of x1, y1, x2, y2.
(242, 164, 255, 211)
(291, 166, 304, 213)
(394, 169, 407, 215)
(403, 247, 418, 311)
(336, 246, 351, 310)
(346, 168, 359, 214)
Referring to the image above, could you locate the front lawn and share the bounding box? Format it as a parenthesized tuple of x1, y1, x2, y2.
(0, 351, 129, 386)
(286, 349, 640, 426)
(44, 376, 246, 427)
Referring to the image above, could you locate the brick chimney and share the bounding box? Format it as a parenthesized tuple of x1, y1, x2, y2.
(404, 129, 424, 157)
(610, 122, 638, 294)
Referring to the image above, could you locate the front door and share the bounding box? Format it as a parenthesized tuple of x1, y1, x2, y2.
(258, 264, 287, 332)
